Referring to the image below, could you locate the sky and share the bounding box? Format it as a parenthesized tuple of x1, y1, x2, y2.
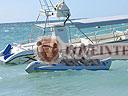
(0, 0, 128, 23)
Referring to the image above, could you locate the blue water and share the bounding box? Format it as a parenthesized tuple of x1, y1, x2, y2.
(0, 22, 128, 96)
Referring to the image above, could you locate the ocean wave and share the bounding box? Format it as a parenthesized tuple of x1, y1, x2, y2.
(4, 29, 9, 33)
(0, 76, 3, 80)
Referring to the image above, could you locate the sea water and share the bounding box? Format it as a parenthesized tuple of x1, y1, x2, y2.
(0, 22, 128, 96)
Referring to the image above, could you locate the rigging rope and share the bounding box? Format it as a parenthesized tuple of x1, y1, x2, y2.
(43, 16, 49, 35)
(48, 0, 55, 9)
(68, 19, 94, 44)
(43, 0, 50, 11)
(38, 0, 44, 10)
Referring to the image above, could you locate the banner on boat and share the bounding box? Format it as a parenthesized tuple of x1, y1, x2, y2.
(62, 43, 128, 60)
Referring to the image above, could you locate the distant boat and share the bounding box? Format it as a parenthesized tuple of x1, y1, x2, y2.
(0, 43, 35, 64)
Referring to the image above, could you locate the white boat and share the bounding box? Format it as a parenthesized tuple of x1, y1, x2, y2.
(0, 43, 36, 64)
(25, 0, 112, 73)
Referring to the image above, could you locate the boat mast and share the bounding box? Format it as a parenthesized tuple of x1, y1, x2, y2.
(37, 0, 55, 35)
(37, 0, 94, 44)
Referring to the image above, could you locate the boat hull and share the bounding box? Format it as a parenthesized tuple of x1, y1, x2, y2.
(25, 58, 112, 73)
